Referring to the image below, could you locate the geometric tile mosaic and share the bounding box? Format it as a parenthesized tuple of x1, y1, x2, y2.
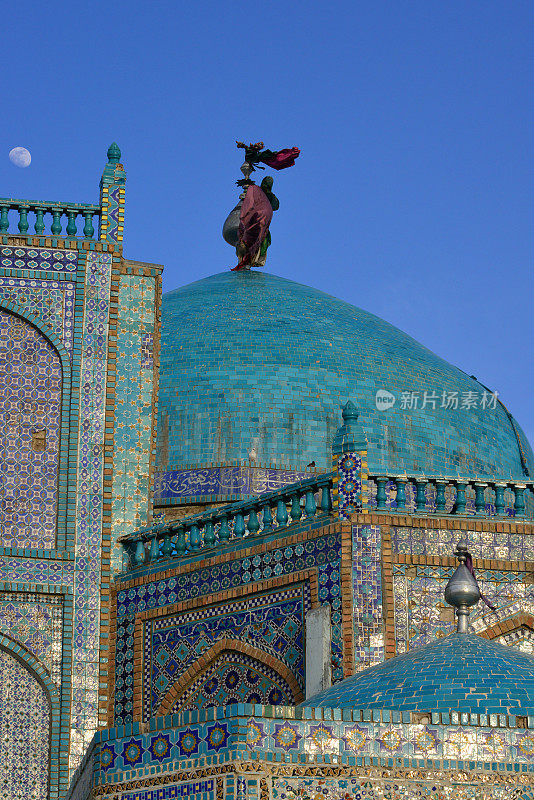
(111, 274, 157, 573)
(0, 592, 63, 685)
(0, 245, 78, 273)
(0, 278, 76, 353)
(352, 524, 383, 670)
(68, 704, 534, 800)
(170, 652, 294, 713)
(337, 452, 363, 518)
(0, 307, 62, 549)
(114, 530, 344, 726)
(69, 251, 112, 771)
(391, 525, 534, 560)
(392, 560, 534, 653)
(0, 648, 50, 800)
(143, 585, 308, 720)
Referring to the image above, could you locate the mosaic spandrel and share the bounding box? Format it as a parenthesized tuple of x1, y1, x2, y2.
(0, 308, 61, 549)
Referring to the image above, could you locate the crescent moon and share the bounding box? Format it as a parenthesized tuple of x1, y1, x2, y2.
(9, 147, 31, 168)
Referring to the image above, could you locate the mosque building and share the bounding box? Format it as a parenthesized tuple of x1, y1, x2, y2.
(0, 145, 534, 800)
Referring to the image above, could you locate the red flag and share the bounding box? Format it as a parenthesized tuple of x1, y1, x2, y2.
(259, 147, 300, 170)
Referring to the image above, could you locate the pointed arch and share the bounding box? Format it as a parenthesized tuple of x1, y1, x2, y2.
(0, 633, 60, 800)
(156, 637, 304, 717)
(0, 302, 70, 550)
(0, 297, 71, 377)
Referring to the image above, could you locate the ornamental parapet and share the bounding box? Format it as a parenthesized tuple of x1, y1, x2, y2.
(119, 471, 533, 573)
(0, 196, 101, 238)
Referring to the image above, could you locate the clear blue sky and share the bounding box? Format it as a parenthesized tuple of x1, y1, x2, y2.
(1, 1, 533, 443)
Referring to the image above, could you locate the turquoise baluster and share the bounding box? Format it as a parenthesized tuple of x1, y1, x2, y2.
(262, 503, 273, 531)
(247, 508, 260, 535)
(415, 479, 427, 512)
(34, 208, 45, 234)
(148, 535, 159, 562)
(395, 478, 407, 511)
(376, 478, 387, 510)
(290, 493, 302, 523)
(455, 482, 467, 515)
(514, 485, 526, 519)
(18, 206, 29, 234)
(234, 512, 245, 538)
(204, 521, 215, 547)
(161, 533, 173, 558)
(321, 485, 332, 515)
(125, 543, 135, 570)
(134, 539, 145, 566)
(304, 489, 317, 518)
(189, 524, 201, 549)
(218, 516, 230, 542)
(51, 209, 62, 235)
(176, 528, 186, 555)
(83, 211, 95, 239)
(435, 480, 447, 513)
(475, 483, 487, 515)
(494, 483, 506, 516)
(66, 210, 77, 237)
(276, 499, 288, 528)
(0, 206, 8, 233)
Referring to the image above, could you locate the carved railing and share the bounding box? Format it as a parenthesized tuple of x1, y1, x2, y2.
(120, 473, 533, 571)
(0, 197, 101, 239)
(366, 475, 532, 519)
(120, 472, 334, 569)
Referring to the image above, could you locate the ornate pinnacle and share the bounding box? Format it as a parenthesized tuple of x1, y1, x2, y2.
(444, 541, 481, 633)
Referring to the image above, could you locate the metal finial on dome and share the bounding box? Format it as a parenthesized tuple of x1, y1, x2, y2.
(444, 541, 480, 633)
(107, 142, 121, 164)
(223, 141, 300, 271)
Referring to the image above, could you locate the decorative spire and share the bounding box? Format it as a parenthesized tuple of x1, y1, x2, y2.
(332, 400, 367, 455)
(444, 541, 481, 633)
(222, 141, 300, 271)
(99, 142, 126, 244)
(107, 142, 121, 164)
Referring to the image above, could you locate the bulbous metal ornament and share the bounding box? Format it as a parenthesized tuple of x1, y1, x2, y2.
(444, 541, 481, 633)
(222, 200, 242, 247)
(444, 564, 480, 609)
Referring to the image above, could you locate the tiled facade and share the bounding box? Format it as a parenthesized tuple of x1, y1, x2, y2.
(111, 521, 346, 728)
(3, 147, 534, 798)
(67, 484, 533, 800)
(67, 704, 534, 800)
(0, 148, 162, 799)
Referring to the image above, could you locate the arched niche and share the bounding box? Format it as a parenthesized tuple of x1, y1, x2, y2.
(0, 646, 51, 799)
(0, 307, 62, 549)
(157, 638, 303, 716)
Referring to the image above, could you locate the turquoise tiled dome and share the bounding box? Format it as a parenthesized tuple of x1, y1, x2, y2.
(305, 634, 534, 715)
(157, 270, 533, 480)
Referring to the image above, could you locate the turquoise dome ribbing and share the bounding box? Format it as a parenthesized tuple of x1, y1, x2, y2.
(156, 270, 533, 480)
(304, 634, 534, 715)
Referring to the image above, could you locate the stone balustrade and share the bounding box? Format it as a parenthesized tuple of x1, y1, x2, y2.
(120, 473, 334, 569)
(120, 472, 533, 571)
(367, 475, 532, 519)
(0, 197, 101, 239)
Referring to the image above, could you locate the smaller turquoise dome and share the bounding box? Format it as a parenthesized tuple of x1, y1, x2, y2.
(305, 634, 534, 716)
